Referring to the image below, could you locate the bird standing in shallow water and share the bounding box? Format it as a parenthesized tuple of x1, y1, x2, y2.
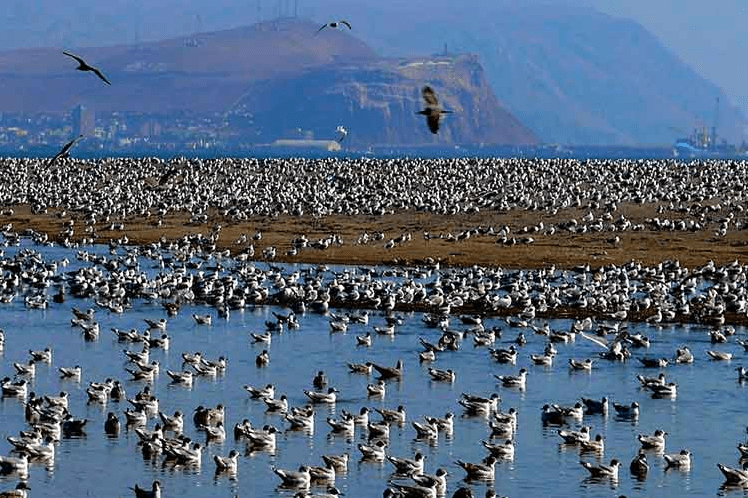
(418, 86, 452, 134)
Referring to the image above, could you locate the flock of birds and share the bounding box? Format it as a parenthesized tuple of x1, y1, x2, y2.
(0, 27, 747, 498)
(0, 207, 747, 497)
(2, 156, 748, 265)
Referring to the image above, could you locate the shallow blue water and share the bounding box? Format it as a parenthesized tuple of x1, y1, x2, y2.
(0, 245, 747, 497)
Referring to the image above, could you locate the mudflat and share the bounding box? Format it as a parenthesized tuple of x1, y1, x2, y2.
(5, 201, 746, 269)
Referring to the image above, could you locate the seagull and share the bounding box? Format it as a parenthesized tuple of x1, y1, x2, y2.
(144, 319, 167, 331)
(412, 419, 438, 439)
(387, 482, 437, 498)
(558, 426, 591, 444)
(317, 20, 352, 33)
(638, 357, 669, 368)
(495, 368, 527, 389)
(569, 358, 593, 371)
(376, 405, 406, 424)
(581, 397, 608, 415)
(387, 452, 426, 475)
(131, 480, 161, 498)
(629, 452, 648, 477)
(326, 415, 354, 433)
(321, 453, 350, 473)
(342, 407, 369, 426)
(580, 434, 605, 453)
(367, 420, 390, 440)
(367, 379, 386, 397)
(293, 486, 344, 498)
(372, 360, 404, 380)
(202, 421, 226, 441)
(418, 86, 452, 134)
(59, 365, 82, 379)
(425, 412, 455, 433)
(737, 367, 748, 382)
(707, 350, 733, 361)
(664, 449, 692, 469)
(482, 439, 514, 459)
(313, 371, 328, 389)
(105, 412, 120, 435)
(637, 373, 666, 390)
(264, 394, 288, 413)
(358, 440, 386, 461)
(244, 383, 274, 399)
(166, 370, 192, 386)
(305, 387, 339, 404)
(459, 393, 500, 414)
(580, 459, 620, 479)
(718, 462, 748, 484)
(13, 361, 35, 377)
(336, 126, 348, 143)
(256, 349, 270, 367)
(541, 404, 565, 425)
(0, 454, 28, 475)
(674, 346, 694, 364)
(214, 449, 240, 472)
(48, 135, 84, 166)
(411, 468, 448, 496)
(273, 465, 311, 488)
(63, 51, 111, 85)
(348, 362, 373, 374)
(455, 456, 496, 480)
(638, 429, 667, 449)
(251, 331, 272, 344)
(650, 382, 678, 398)
(0, 483, 31, 498)
(553, 402, 583, 420)
(247, 426, 279, 450)
(192, 314, 212, 326)
(18, 436, 56, 460)
(428, 367, 456, 382)
(29, 348, 52, 363)
(613, 401, 639, 418)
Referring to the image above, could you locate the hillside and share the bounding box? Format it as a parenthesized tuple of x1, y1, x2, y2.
(2, 1, 745, 145)
(0, 18, 377, 113)
(316, 0, 747, 145)
(0, 18, 536, 147)
(233, 54, 537, 146)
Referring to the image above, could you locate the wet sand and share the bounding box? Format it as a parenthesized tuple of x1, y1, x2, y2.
(4, 201, 747, 270)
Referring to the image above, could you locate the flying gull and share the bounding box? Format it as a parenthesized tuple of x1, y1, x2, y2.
(63, 51, 111, 85)
(317, 21, 352, 33)
(417, 86, 452, 134)
(49, 135, 84, 167)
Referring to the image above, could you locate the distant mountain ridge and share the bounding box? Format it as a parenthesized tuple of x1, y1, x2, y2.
(319, 0, 746, 145)
(2, 0, 745, 145)
(0, 18, 537, 147)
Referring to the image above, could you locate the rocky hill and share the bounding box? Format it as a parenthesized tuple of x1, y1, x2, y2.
(0, 18, 536, 147)
(233, 54, 537, 146)
(316, 0, 747, 145)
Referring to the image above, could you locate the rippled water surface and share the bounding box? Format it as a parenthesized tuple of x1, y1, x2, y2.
(1, 243, 748, 498)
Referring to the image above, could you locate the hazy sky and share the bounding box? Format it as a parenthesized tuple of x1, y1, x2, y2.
(590, 0, 748, 115)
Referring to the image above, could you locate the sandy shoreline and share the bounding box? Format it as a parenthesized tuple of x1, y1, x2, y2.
(4, 201, 747, 269)
(4, 201, 748, 270)
(3, 203, 748, 325)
